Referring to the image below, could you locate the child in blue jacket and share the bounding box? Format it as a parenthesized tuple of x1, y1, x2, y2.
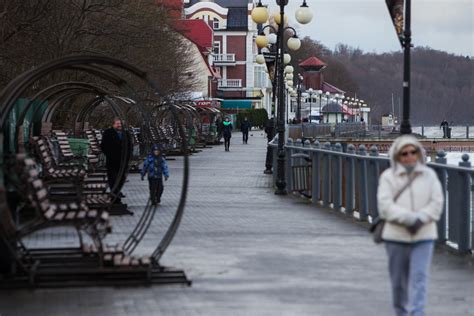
(141, 144, 169, 205)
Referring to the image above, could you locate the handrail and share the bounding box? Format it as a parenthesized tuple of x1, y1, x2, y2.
(270, 138, 474, 254)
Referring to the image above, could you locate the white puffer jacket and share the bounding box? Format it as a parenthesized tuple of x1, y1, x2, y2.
(377, 135, 444, 243)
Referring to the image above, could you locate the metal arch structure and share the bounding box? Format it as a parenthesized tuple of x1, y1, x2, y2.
(0, 55, 191, 287)
(192, 104, 223, 145)
(12, 82, 132, 201)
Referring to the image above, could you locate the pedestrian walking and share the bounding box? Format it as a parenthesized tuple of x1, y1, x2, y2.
(101, 117, 130, 203)
(222, 117, 233, 151)
(377, 135, 444, 316)
(140, 144, 169, 205)
(264, 116, 275, 174)
(240, 117, 251, 144)
(215, 117, 223, 143)
(440, 120, 449, 138)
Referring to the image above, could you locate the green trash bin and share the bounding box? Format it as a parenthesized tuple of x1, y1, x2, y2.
(68, 138, 90, 157)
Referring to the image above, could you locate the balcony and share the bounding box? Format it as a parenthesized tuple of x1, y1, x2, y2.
(213, 54, 236, 65)
(218, 79, 242, 89)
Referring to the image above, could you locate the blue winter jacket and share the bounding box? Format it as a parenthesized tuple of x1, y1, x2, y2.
(141, 146, 169, 179)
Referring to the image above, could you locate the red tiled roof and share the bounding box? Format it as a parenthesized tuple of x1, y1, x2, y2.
(174, 19, 213, 53)
(299, 56, 327, 68)
(322, 82, 345, 94)
(174, 19, 220, 80)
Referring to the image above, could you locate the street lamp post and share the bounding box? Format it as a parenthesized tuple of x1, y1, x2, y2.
(325, 91, 330, 123)
(334, 94, 340, 123)
(307, 88, 313, 123)
(400, 0, 412, 134)
(318, 90, 323, 123)
(252, 0, 313, 195)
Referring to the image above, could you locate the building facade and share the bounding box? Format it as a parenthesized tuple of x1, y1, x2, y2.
(184, 0, 271, 112)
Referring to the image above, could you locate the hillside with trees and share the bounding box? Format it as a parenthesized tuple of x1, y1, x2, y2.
(0, 0, 200, 96)
(290, 38, 473, 125)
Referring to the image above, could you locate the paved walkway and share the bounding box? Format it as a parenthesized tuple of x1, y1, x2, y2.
(1, 131, 473, 316)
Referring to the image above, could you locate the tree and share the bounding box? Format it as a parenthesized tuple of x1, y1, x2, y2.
(0, 0, 200, 97)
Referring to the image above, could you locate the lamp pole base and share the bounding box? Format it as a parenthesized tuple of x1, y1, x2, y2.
(275, 179, 287, 195)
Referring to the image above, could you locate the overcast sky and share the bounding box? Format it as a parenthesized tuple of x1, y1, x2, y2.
(261, 0, 473, 56)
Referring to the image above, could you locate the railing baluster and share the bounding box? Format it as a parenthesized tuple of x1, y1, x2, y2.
(447, 168, 460, 247)
(457, 154, 472, 253)
(311, 141, 321, 205)
(358, 145, 369, 220)
(286, 138, 294, 191)
(322, 142, 331, 207)
(368, 145, 380, 218)
(344, 144, 356, 216)
(332, 143, 342, 211)
(435, 151, 448, 243)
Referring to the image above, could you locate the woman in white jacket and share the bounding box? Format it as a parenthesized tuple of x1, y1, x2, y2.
(377, 135, 444, 316)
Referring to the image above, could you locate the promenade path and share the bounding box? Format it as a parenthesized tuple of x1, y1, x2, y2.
(1, 131, 473, 316)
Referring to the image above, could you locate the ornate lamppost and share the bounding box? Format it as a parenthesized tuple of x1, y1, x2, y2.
(325, 91, 330, 123)
(253, 0, 313, 195)
(307, 88, 314, 123)
(295, 73, 303, 122)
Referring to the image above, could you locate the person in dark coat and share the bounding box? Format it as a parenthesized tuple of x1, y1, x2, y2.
(140, 144, 169, 205)
(264, 116, 275, 141)
(440, 120, 449, 138)
(101, 118, 130, 202)
(240, 117, 252, 144)
(222, 117, 233, 151)
(215, 117, 223, 143)
(264, 116, 276, 174)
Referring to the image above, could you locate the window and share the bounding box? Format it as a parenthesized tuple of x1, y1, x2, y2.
(213, 18, 220, 30)
(213, 41, 221, 55)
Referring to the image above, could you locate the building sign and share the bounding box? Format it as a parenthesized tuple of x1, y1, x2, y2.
(195, 100, 221, 108)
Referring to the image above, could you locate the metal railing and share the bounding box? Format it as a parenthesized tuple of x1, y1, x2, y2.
(288, 123, 332, 140)
(217, 79, 242, 88)
(414, 125, 474, 139)
(334, 122, 367, 137)
(270, 138, 474, 255)
(213, 54, 236, 63)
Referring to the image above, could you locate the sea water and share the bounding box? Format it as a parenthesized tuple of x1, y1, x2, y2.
(412, 126, 474, 167)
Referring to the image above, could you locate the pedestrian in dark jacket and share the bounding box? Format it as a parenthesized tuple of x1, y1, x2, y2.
(216, 117, 223, 143)
(141, 144, 169, 205)
(264, 117, 275, 141)
(264, 116, 276, 173)
(222, 117, 233, 151)
(440, 120, 449, 138)
(240, 117, 252, 144)
(101, 118, 130, 202)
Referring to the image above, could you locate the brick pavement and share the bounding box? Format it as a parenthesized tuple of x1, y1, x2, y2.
(1, 131, 473, 316)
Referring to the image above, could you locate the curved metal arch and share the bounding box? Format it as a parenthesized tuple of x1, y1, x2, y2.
(75, 97, 105, 127)
(0, 55, 189, 266)
(65, 65, 127, 86)
(40, 84, 111, 124)
(0, 55, 150, 129)
(42, 90, 99, 124)
(15, 82, 113, 141)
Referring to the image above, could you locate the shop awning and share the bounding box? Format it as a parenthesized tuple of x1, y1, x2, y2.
(221, 100, 252, 109)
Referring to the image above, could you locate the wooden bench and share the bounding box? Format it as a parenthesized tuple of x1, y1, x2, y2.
(16, 155, 111, 239)
(51, 130, 76, 161)
(31, 136, 86, 181)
